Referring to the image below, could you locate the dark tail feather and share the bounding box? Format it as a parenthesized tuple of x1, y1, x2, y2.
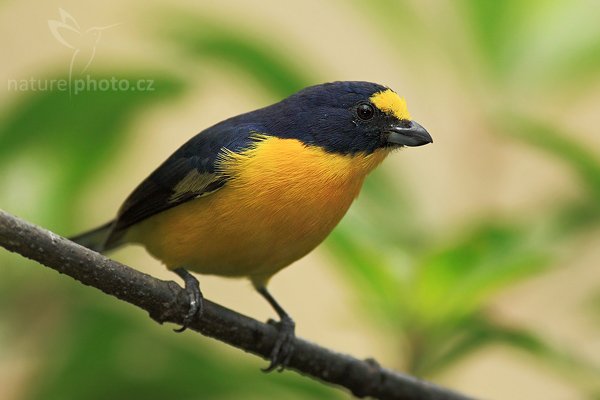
(69, 220, 119, 253)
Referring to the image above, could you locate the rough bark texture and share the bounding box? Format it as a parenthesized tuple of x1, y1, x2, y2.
(0, 209, 473, 400)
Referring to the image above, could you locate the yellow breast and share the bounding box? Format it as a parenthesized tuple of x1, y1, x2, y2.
(129, 136, 389, 286)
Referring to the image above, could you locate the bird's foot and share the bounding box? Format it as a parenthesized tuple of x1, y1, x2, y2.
(262, 315, 295, 372)
(173, 268, 203, 333)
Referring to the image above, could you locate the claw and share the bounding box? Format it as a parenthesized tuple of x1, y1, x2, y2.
(262, 315, 295, 372)
(173, 268, 203, 333)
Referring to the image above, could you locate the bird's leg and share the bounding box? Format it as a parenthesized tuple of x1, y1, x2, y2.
(173, 268, 203, 333)
(256, 286, 295, 372)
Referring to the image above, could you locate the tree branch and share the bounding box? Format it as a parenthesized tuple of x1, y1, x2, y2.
(0, 209, 473, 400)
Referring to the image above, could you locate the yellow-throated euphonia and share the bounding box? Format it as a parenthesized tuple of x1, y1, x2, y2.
(70, 81, 432, 370)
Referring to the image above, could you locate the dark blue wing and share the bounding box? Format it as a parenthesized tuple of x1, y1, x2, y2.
(105, 121, 260, 247)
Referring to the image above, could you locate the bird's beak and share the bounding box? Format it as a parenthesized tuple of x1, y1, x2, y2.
(100, 23, 122, 30)
(386, 121, 433, 147)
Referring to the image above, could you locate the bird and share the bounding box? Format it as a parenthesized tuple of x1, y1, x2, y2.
(69, 81, 432, 371)
(48, 8, 120, 82)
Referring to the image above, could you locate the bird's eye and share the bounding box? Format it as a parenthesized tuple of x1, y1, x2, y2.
(356, 103, 375, 120)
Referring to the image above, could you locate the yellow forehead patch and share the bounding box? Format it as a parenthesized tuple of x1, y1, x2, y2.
(370, 89, 411, 120)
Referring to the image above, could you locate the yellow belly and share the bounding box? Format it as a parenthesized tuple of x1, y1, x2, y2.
(128, 137, 389, 286)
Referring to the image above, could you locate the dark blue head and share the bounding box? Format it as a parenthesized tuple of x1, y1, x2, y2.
(253, 81, 432, 155)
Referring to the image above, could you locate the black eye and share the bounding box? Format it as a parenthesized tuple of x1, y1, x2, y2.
(356, 103, 375, 120)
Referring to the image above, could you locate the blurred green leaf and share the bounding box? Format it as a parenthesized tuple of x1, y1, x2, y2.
(413, 222, 552, 324)
(350, 168, 426, 250)
(502, 114, 600, 200)
(326, 227, 409, 325)
(324, 169, 426, 325)
(23, 287, 341, 400)
(554, 36, 600, 86)
(327, 187, 565, 376)
(0, 72, 184, 230)
(509, 2, 600, 92)
(159, 13, 311, 98)
(586, 288, 600, 324)
(500, 113, 600, 237)
(421, 314, 600, 384)
(459, 0, 543, 78)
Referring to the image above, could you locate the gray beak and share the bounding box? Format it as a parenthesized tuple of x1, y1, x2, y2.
(386, 121, 433, 147)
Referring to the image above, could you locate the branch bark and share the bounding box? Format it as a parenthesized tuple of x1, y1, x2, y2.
(0, 209, 473, 400)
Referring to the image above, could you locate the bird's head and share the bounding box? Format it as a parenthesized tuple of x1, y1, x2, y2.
(85, 23, 121, 44)
(265, 81, 432, 155)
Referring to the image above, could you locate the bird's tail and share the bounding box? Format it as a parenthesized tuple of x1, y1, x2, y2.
(68, 220, 119, 253)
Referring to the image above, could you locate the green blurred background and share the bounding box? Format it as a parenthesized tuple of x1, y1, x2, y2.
(1, 1, 599, 399)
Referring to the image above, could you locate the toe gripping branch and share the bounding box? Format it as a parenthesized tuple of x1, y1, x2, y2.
(173, 268, 203, 333)
(171, 270, 295, 371)
(257, 286, 296, 372)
